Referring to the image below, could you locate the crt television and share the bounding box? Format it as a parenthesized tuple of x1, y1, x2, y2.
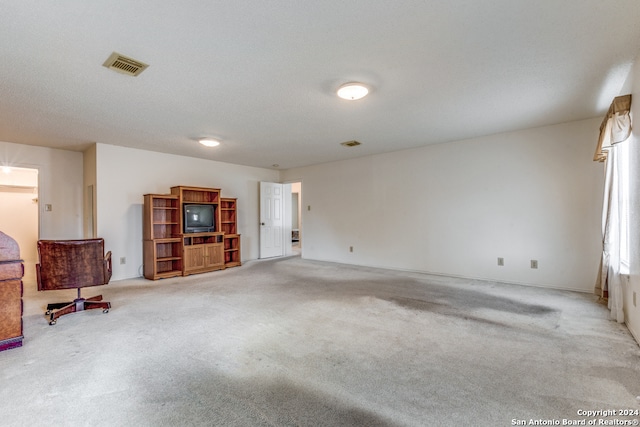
(183, 204, 216, 233)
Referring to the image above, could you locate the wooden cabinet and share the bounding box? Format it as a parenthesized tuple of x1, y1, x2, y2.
(0, 231, 24, 352)
(143, 186, 240, 280)
(173, 186, 225, 276)
(183, 233, 225, 275)
(221, 198, 241, 268)
(143, 194, 183, 280)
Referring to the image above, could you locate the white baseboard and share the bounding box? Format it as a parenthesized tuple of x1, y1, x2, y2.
(626, 322, 640, 347)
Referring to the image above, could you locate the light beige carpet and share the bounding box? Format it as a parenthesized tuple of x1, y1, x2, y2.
(1, 256, 639, 426)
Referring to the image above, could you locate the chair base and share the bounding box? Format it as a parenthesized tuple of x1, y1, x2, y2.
(46, 295, 110, 325)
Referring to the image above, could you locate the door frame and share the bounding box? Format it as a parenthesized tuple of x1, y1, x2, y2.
(259, 181, 285, 259)
(259, 180, 302, 259)
(0, 164, 41, 283)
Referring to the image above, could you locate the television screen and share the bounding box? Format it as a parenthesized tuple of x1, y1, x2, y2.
(183, 204, 215, 233)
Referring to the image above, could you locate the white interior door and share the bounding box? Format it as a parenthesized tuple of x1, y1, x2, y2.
(260, 181, 285, 258)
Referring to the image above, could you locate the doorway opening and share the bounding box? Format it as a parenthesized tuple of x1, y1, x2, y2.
(259, 180, 302, 259)
(290, 182, 301, 257)
(0, 166, 39, 284)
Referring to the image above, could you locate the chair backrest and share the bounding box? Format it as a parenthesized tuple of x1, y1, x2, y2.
(37, 239, 111, 291)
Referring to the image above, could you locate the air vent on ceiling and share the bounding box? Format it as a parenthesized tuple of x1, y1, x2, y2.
(102, 52, 149, 76)
(340, 140, 361, 147)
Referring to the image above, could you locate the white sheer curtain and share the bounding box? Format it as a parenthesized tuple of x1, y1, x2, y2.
(598, 144, 625, 322)
(594, 94, 632, 324)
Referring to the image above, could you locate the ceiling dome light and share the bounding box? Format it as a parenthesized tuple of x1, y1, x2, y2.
(199, 138, 220, 147)
(337, 82, 369, 100)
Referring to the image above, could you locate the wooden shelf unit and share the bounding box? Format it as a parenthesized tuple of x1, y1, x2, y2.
(143, 187, 240, 280)
(143, 239, 183, 280)
(143, 194, 181, 239)
(143, 194, 183, 280)
(220, 198, 237, 234)
(221, 197, 241, 268)
(224, 234, 241, 267)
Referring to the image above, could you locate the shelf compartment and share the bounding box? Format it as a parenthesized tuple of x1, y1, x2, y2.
(143, 237, 183, 280)
(156, 260, 183, 277)
(220, 199, 236, 209)
(223, 234, 241, 267)
(155, 240, 182, 259)
(224, 236, 239, 250)
(171, 186, 221, 204)
(183, 232, 224, 246)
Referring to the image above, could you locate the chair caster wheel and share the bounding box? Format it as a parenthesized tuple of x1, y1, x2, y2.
(49, 319, 56, 325)
(45, 310, 51, 315)
(103, 309, 109, 313)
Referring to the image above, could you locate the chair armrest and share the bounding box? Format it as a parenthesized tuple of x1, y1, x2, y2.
(104, 251, 113, 284)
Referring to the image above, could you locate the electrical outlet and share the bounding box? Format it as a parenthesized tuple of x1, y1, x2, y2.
(307, 205, 311, 211)
(349, 246, 353, 253)
(497, 257, 504, 266)
(120, 257, 126, 265)
(531, 260, 538, 269)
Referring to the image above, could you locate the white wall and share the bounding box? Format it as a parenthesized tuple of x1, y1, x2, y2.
(0, 141, 83, 287)
(0, 141, 84, 241)
(95, 143, 279, 280)
(0, 142, 83, 235)
(282, 118, 604, 292)
(624, 55, 640, 343)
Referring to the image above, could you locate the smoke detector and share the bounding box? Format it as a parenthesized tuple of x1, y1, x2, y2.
(102, 52, 149, 76)
(340, 140, 362, 147)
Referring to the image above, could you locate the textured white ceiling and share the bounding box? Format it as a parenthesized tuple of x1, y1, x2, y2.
(1, 1, 640, 169)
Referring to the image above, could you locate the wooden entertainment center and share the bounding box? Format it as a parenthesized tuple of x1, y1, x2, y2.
(143, 186, 241, 280)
